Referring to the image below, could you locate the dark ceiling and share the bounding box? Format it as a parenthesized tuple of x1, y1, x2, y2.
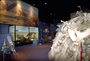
(21, 0, 90, 24)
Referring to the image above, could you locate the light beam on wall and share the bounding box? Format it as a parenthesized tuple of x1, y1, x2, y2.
(16, 0, 22, 13)
(29, 7, 34, 17)
(1, 0, 6, 5)
(17, 2, 21, 9)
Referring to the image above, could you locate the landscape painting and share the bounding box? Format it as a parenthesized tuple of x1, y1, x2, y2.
(0, 0, 38, 27)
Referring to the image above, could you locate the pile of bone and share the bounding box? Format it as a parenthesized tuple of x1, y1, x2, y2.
(48, 11, 90, 61)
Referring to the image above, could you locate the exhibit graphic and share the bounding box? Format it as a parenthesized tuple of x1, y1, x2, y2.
(0, 0, 38, 27)
(9, 26, 39, 44)
(48, 11, 90, 61)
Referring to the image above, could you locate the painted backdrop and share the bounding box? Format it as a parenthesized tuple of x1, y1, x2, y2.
(0, 0, 38, 27)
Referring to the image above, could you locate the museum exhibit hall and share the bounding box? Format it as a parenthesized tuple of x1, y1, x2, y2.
(0, 0, 90, 61)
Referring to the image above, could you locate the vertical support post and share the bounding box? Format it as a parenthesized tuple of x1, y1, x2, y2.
(80, 42, 82, 61)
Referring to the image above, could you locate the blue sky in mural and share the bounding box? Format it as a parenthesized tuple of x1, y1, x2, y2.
(16, 26, 28, 32)
(30, 27, 38, 32)
(10, 26, 38, 32)
(10, 26, 14, 32)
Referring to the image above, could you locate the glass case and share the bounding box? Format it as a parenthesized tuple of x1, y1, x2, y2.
(29, 27, 39, 41)
(9, 26, 39, 46)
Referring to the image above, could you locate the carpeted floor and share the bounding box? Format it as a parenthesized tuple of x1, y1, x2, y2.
(1, 42, 52, 61)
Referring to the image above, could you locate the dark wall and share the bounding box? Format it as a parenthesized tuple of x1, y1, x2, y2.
(0, 24, 9, 53)
(38, 21, 51, 39)
(0, 24, 9, 34)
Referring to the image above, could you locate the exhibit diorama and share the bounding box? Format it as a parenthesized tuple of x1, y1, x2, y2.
(0, 0, 39, 46)
(48, 10, 90, 61)
(0, 0, 90, 61)
(0, 0, 39, 59)
(0, 0, 51, 57)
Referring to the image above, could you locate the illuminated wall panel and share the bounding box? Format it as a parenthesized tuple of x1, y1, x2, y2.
(16, 26, 28, 41)
(29, 27, 39, 41)
(0, 0, 38, 27)
(9, 26, 15, 41)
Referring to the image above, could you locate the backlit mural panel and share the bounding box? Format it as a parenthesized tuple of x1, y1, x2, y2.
(0, 0, 38, 27)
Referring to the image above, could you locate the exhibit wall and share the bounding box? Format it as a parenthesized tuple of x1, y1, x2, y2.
(50, 24, 57, 40)
(9, 26, 39, 46)
(0, 0, 38, 27)
(0, 24, 9, 53)
(39, 21, 50, 41)
(0, 24, 9, 34)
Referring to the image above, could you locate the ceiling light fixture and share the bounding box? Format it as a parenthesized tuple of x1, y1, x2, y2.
(50, 13, 52, 15)
(45, 3, 47, 5)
